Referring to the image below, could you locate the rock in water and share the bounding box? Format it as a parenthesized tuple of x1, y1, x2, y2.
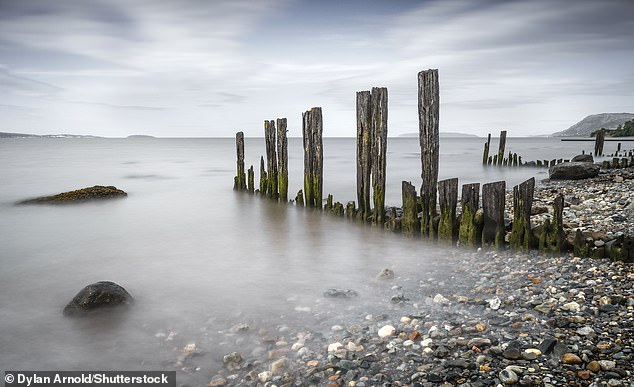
(571, 154, 594, 163)
(63, 281, 133, 316)
(548, 162, 599, 180)
(323, 288, 358, 298)
(19, 185, 127, 204)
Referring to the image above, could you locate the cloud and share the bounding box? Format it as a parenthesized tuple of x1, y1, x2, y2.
(69, 100, 168, 111)
(0, 66, 62, 96)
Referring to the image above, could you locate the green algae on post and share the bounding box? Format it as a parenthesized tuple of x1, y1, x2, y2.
(459, 183, 481, 248)
(510, 177, 535, 250)
(437, 178, 459, 244)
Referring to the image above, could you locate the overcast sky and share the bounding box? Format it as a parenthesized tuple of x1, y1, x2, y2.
(1, 0, 633, 137)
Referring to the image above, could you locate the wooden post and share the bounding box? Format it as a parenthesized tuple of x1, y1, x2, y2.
(356, 91, 372, 222)
(612, 158, 620, 169)
(459, 183, 481, 248)
(510, 177, 535, 250)
(302, 107, 323, 209)
(539, 194, 565, 253)
(573, 229, 586, 256)
(621, 238, 634, 263)
(259, 156, 267, 195)
(482, 181, 506, 249)
(497, 130, 507, 166)
(234, 131, 247, 191)
(594, 130, 605, 156)
(345, 201, 356, 219)
(418, 69, 439, 237)
(276, 118, 288, 202)
(482, 133, 491, 165)
(295, 190, 304, 206)
(371, 87, 388, 225)
(438, 178, 459, 244)
(247, 165, 254, 193)
(401, 181, 419, 235)
(264, 120, 278, 199)
(513, 153, 518, 166)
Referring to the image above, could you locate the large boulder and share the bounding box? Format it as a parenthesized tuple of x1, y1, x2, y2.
(63, 281, 133, 316)
(549, 162, 600, 180)
(19, 185, 127, 204)
(571, 154, 594, 163)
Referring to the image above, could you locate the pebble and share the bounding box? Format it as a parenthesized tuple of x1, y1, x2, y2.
(377, 325, 396, 338)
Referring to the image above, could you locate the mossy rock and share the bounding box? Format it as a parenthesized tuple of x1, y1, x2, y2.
(19, 185, 127, 204)
(63, 281, 133, 317)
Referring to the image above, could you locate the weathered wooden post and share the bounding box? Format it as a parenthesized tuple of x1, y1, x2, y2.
(259, 156, 267, 195)
(247, 166, 254, 193)
(510, 177, 535, 250)
(295, 190, 304, 206)
(594, 130, 605, 156)
(401, 181, 419, 235)
(234, 131, 247, 191)
(371, 87, 388, 225)
(482, 133, 491, 165)
(418, 69, 439, 238)
(539, 194, 565, 253)
(356, 91, 372, 222)
(438, 178, 459, 244)
(497, 130, 507, 166)
(276, 118, 288, 202)
(482, 181, 506, 248)
(302, 107, 323, 209)
(264, 120, 278, 199)
(459, 183, 481, 248)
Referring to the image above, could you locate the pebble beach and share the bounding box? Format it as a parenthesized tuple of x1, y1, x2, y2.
(179, 168, 634, 387)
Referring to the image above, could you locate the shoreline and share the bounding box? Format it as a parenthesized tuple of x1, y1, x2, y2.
(197, 249, 633, 386)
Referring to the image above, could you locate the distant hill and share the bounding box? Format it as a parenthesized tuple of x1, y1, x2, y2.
(127, 135, 155, 138)
(553, 113, 634, 137)
(0, 132, 102, 139)
(398, 132, 479, 138)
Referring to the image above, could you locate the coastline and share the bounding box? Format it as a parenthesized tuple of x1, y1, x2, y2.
(199, 250, 633, 386)
(197, 167, 634, 386)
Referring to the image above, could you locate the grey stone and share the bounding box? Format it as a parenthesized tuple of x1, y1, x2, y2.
(549, 162, 600, 180)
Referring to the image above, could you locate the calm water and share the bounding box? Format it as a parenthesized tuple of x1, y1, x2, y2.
(0, 136, 611, 381)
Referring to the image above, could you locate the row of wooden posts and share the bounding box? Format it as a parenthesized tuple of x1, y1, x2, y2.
(482, 130, 634, 168)
(233, 69, 632, 261)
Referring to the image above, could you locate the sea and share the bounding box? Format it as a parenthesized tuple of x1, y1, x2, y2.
(0, 136, 614, 382)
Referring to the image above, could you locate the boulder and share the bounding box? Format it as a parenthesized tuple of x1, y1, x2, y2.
(19, 185, 127, 204)
(571, 154, 594, 163)
(63, 281, 133, 316)
(549, 162, 599, 180)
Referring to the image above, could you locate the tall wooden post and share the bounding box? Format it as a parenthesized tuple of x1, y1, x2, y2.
(497, 130, 507, 166)
(371, 87, 388, 225)
(276, 118, 288, 202)
(594, 130, 605, 156)
(418, 69, 439, 237)
(356, 91, 372, 222)
(234, 131, 247, 191)
(482, 133, 491, 165)
(302, 107, 323, 209)
(510, 177, 535, 250)
(482, 181, 506, 248)
(401, 181, 419, 235)
(264, 120, 278, 199)
(459, 183, 481, 248)
(438, 178, 459, 244)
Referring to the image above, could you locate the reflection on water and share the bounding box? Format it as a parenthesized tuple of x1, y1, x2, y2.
(0, 136, 605, 380)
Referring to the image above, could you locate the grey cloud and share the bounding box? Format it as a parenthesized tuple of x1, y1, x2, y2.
(0, 66, 62, 95)
(70, 100, 168, 111)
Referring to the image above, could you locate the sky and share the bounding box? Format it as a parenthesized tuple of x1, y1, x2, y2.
(1, 0, 633, 138)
